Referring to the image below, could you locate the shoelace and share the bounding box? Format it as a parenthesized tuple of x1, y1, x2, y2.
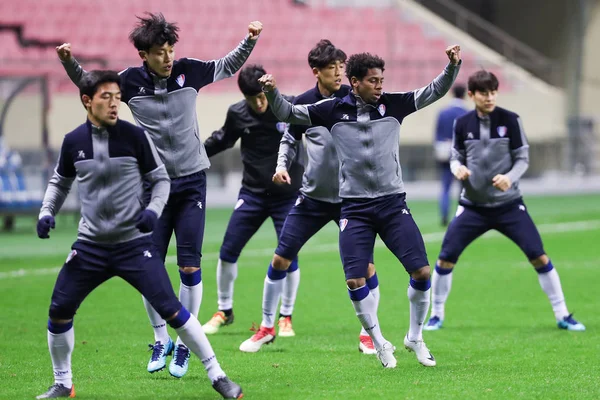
(45, 383, 68, 395)
(172, 345, 190, 367)
(249, 323, 272, 339)
(148, 342, 165, 362)
(211, 312, 226, 324)
(564, 313, 578, 324)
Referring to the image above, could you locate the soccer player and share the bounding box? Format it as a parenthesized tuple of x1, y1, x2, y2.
(56, 13, 262, 377)
(201, 64, 304, 335)
(238, 39, 380, 355)
(35, 71, 242, 399)
(257, 45, 462, 368)
(433, 84, 468, 226)
(424, 70, 586, 332)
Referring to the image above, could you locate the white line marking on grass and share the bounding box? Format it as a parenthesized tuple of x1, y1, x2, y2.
(2, 219, 599, 280)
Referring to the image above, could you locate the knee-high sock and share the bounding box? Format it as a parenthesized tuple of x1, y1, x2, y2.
(431, 264, 453, 320)
(217, 259, 237, 311)
(280, 260, 299, 316)
(349, 285, 386, 349)
(407, 278, 431, 342)
(176, 269, 203, 347)
(360, 273, 380, 336)
(47, 321, 75, 388)
(536, 261, 569, 321)
(169, 308, 225, 383)
(262, 264, 286, 328)
(142, 296, 170, 344)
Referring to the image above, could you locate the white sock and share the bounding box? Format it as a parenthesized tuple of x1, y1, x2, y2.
(407, 285, 431, 342)
(262, 276, 285, 328)
(142, 296, 170, 344)
(179, 280, 203, 318)
(537, 267, 569, 321)
(350, 287, 386, 349)
(361, 286, 380, 336)
(217, 259, 237, 311)
(48, 327, 74, 388)
(280, 269, 300, 316)
(431, 268, 453, 320)
(175, 316, 225, 383)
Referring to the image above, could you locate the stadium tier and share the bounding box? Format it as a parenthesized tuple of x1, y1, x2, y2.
(1, 0, 495, 92)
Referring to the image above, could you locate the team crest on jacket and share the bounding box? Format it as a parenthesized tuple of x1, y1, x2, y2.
(497, 126, 507, 137)
(176, 74, 185, 87)
(377, 104, 386, 116)
(276, 122, 287, 133)
(340, 218, 348, 232)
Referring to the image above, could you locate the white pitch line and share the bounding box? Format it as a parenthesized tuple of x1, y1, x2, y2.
(1, 219, 599, 280)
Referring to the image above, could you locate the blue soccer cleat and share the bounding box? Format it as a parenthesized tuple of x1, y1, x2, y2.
(169, 344, 191, 378)
(557, 314, 586, 331)
(147, 338, 174, 373)
(423, 316, 443, 331)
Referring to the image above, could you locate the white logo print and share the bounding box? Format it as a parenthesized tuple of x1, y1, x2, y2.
(467, 132, 474, 140)
(65, 250, 77, 264)
(497, 126, 508, 137)
(138, 86, 146, 94)
(197, 201, 203, 209)
(342, 114, 349, 120)
(378, 104, 386, 116)
(340, 218, 348, 232)
(295, 196, 304, 206)
(519, 204, 526, 211)
(455, 205, 465, 217)
(77, 150, 86, 159)
(176, 74, 185, 87)
(143, 250, 152, 258)
(401, 209, 409, 215)
(243, 128, 250, 134)
(234, 199, 244, 210)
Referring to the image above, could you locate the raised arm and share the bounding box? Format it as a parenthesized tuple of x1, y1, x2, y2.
(214, 22, 262, 81)
(414, 45, 462, 110)
(39, 138, 76, 219)
(57, 43, 88, 87)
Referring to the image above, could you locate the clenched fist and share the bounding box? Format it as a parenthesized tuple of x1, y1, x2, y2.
(248, 21, 263, 41)
(56, 43, 73, 62)
(445, 45, 461, 65)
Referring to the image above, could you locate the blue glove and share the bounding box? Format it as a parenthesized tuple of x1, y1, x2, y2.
(136, 209, 158, 233)
(37, 215, 55, 239)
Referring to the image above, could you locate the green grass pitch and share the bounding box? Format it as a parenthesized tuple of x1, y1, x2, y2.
(1, 194, 598, 399)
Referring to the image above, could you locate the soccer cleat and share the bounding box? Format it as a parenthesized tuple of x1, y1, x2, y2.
(147, 338, 174, 373)
(203, 311, 234, 335)
(239, 325, 276, 353)
(277, 316, 295, 337)
(557, 314, 586, 331)
(169, 344, 191, 378)
(376, 341, 397, 368)
(358, 335, 377, 355)
(404, 335, 436, 367)
(36, 383, 75, 399)
(423, 316, 444, 331)
(212, 376, 243, 399)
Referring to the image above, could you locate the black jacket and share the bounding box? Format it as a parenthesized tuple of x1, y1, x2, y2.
(204, 97, 303, 196)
